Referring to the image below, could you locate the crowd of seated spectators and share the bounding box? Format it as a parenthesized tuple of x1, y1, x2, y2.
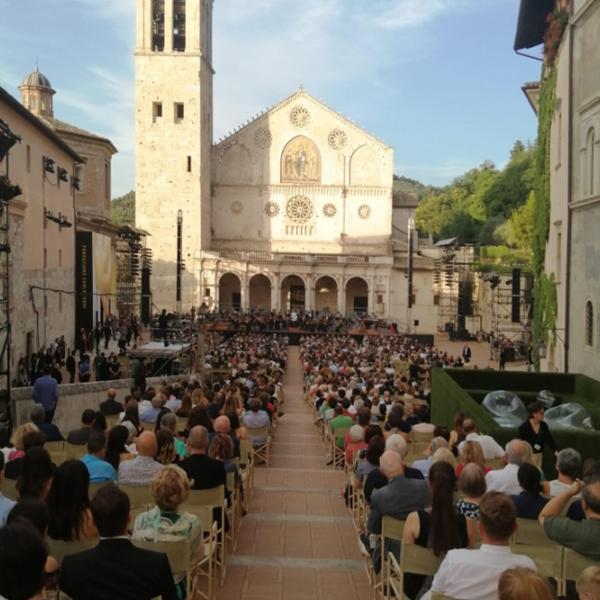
(301, 333, 600, 600)
(0, 331, 288, 600)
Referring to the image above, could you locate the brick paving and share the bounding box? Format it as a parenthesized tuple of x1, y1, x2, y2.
(218, 347, 371, 600)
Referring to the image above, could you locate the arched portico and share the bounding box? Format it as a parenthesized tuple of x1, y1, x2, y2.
(219, 273, 241, 310)
(314, 276, 338, 312)
(249, 274, 272, 310)
(281, 275, 305, 312)
(345, 277, 369, 316)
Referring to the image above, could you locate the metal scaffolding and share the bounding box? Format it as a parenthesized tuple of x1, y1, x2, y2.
(0, 118, 22, 444)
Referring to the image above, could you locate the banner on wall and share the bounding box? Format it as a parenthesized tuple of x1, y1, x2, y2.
(75, 232, 117, 335)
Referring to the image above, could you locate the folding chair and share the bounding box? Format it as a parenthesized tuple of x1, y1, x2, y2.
(225, 470, 240, 550)
(410, 430, 433, 454)
(182, 485, 227, 585)
(65, 443, 87, 460)
(562, 547, 599, 591)
(372, 516, 405, 599)
(239, 438, 254, 497)
(388, 542, 443, 600)
(247, 425, 271, 466)
(117, 483, 154, 512)
(511, 518, 564, 591)
(48, 537, 98, 566)
(484, 458, 505, 470)
(330, 426, 350, 470)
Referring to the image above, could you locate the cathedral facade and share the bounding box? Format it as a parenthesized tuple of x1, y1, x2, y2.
(135, 0, 428, 324)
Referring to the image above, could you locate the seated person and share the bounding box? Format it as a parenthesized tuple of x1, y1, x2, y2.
(577, 566, 600, 600)
(497, 567, 554, 600)
(60, 484, 178, 600)
(549, 448, 582, 497)
(511, 463, 549, 520)
(456, 440, 492, 478)
(99, 388, 123, 416)
(0, 517, 49, 600)
(4, 430, 47, 480)
(425, 491, 536, 600)
(67, 409, 96, 445)
(539, 474, 600, 561)
(139, 393, 166, 424)
(0, 452, 16, 526)
(403, 462, 471, 599)
(118, 431, 162, 486)
(242, 398, 271, 447)
(485, 440, 531, 496)
(345, 425, 367, 466)
(456, 463, 487, 521)
(412, 436, 450, 478)
(81, 432, 117, 484)
(17, 447, 54, 501)
(133, 465, 202, 597)
(8, 422, 39, 461)
(30, 404, 63, 442)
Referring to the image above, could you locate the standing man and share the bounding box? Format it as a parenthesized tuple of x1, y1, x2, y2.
(462, 344, 472, 364)
(32, 365, 58, 423)
(103, 319, 112, 350)
(65, 350, 76, 384)
(94, 323, 103, 354)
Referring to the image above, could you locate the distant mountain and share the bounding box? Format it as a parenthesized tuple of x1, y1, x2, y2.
(393, 175, 439, 201)
(111, 191, 135, 226)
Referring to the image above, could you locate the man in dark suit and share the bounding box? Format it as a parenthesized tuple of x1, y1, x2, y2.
(30, 404, 63, 442)
(180, 425, 226, 490)
(60, 484, 177, 600)
(367, 450, 429, 573)
(67, 409, 95, 445)
(99, 388, 123, 416)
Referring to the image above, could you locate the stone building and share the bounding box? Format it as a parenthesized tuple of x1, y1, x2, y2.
(0, 84, 81, 373)
(19, 68, 120, 330)
(135, 0, 436, 328)
(515, 0, 600, 375)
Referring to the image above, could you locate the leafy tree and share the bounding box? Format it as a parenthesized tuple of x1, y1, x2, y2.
(507, 190, 535, 256)
(111, 191, 135, 226)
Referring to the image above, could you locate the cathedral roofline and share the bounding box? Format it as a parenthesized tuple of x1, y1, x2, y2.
(39, 116, 118, 154)
(214, 87, 392, 150)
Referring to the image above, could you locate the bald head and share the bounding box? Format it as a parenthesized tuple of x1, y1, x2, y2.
(380, 450, 404, 480)
(505, 439, 530, 466)
(107, 388, 117, 400)
(136, 431, 157, 457)
(385, 433, 408, 459)
(188, 425, 209, 453)
(151, 393, 167, 410)
(431, 436, 449, 453)
(214, 416, 231, 434)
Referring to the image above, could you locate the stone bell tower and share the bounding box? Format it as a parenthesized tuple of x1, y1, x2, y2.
(135, 0, 213, 311)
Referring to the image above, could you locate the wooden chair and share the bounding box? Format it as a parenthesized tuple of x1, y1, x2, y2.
(562, 547, 599, 586)
(330, 426, 350, 470)
(511, 519, 564, 589)
(116, 483, 154, 511)
(1, 477, 18, 501)
(181, 485, 227, 585)
(410, 430, 433, 455)
(225, 470, 239, 549)
(239, 439, 254, 497)
(48, 537, 98, 566)
(484, 458, 505, 470)
(374, 516, 405, 599)
(388, 543, 444, 600)
(65, 443, 87, 460)
(246, 425, 271, 467)
(46, 440, 67, 466)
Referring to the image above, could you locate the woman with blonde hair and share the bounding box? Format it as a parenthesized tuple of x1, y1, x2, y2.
(190, 388, 209, 410)
(9, 423, 39, 461)
(221, 395, 242, 418)
(456, 440, 491, 477)
(497, 567, 553, 600)
(432, 447, 457, 469)
(133, 465, 202, 598)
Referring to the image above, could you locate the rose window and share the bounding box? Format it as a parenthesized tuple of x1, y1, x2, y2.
(358, 204, 371, 219)
(323, 203, 337, 218)
(286, 195, 314, 224)
(290, 106, 311, 128)
(254, 127, 272, 149)
(264, 201, 280, 217)
(328, 129, 348, 150)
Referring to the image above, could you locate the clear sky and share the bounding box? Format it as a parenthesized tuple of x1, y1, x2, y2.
(0, 0, 542, 197)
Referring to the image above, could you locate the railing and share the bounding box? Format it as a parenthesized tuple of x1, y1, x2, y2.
(217, 251, 372, 265)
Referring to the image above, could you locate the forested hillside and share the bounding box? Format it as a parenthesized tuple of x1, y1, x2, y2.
(111, 191, 135, 226)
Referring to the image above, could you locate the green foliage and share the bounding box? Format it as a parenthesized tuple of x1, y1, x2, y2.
(532, 67, 558, 368)
(111, 190, 135, 226)
(393, 175, 438, 200)
(507, 191, 535, 260)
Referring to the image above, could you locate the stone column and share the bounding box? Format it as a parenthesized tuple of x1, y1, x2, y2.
(214, 270, 220, 310)
(338, 279, 346, 316)
(368, 277, 376, 317)
(271, 272, 280, 312)
(165, 0, 174, 52)
(241, 275, 249, 311)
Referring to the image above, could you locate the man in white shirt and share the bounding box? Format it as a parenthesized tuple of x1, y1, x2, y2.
(549, 448, 581, 497)
(423, 491, 536, 600)
(458, 418, 505, 461)
(485, 439, 530, 496)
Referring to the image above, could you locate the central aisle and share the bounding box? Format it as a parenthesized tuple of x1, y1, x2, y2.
(218, 346, 371, 600)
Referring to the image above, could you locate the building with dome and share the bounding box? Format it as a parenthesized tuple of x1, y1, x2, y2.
(135, 0, 437, 331)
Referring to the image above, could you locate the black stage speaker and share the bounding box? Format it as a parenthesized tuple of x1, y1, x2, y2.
(512, 268, 521, 323)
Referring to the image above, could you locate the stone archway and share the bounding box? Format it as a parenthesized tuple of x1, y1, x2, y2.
(315, 276, 338, 313)
(345, 277, 368, 316)
(249, 274, 272, 310)
(219, 273, 241, 311)
(281, 275, 305, 313)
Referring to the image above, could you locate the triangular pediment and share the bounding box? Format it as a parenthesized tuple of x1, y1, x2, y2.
(214, 88, 391, 150)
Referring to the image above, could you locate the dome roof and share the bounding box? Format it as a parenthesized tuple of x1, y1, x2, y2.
(21, 67, 53, 89)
